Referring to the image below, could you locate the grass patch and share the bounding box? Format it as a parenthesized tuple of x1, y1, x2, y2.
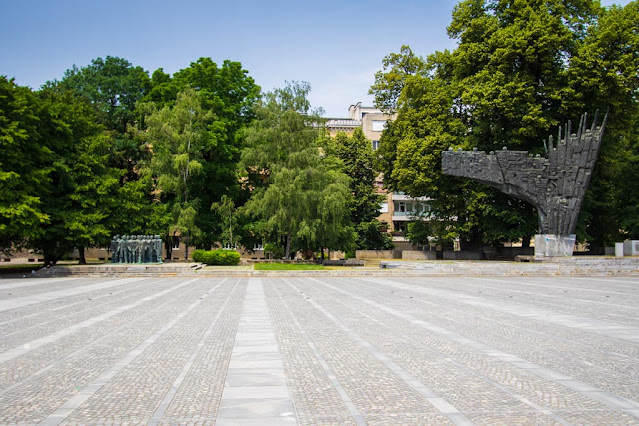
(254, 262, 326, 271)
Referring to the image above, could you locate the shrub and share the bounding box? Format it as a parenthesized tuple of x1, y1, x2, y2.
(192, 249, 240, 265)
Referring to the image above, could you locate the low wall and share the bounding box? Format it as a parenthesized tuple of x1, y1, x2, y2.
(443, 251, 482, 260)
(356, 250, 395, 259)
(402, 251, 437, 260)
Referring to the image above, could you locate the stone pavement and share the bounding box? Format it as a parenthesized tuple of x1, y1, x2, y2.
(0, 275, 638, 424)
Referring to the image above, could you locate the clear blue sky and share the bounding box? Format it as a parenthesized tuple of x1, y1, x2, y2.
(0, 0, 631, 117)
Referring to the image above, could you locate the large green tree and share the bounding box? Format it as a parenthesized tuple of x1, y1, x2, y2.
(0, 77, 50, 253)
(143, 88, 213, 260)
(241, 82, 354, 259)
(324, 128, 392, 250)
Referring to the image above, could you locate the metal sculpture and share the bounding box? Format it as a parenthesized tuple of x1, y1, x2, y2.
(110, 235, 163, 263)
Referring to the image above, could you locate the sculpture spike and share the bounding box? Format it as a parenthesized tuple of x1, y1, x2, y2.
(591, 109, 600, 132)
(578, 113, 586, 139)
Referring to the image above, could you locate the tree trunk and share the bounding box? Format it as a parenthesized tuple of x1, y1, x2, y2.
(522, 235, 531, 248)
(78, 247, 87, 265)
(185, 233, 189, 261)
(285, 231, 291, 260)
(165, 236, 172, 261)
(320, 247, 325, 260)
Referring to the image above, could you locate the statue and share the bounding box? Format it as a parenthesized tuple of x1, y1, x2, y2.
(442, 112, 607, 257)
(110, 235, 163, 263)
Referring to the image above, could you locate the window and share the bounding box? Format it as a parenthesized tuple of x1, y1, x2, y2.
(372, 120, 386, 132)
(172, 236, 180, 250)
(253, 242, 264, 251)
(380, 202, 388, 213)
(372, 140, 380, 150)
(399, 202, 406, 212)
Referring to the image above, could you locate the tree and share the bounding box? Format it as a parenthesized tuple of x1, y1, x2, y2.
(211, 195, 238, 248)
(324, 128, 392, 250)
(0, 77, 50, 253)
(241, 82, 354, 259)
(144, 88, 214, 259)
(143, 58, 261, 249)
(28, 87, 123, 264)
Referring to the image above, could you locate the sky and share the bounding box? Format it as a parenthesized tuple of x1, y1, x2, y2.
(1, 0, 632, 118)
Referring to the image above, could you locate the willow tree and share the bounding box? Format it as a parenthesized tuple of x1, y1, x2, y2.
(241, 82, 354, 259)
(144, 88, 213, 259)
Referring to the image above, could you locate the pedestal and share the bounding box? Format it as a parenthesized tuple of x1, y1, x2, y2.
(534, 234, 576, 257)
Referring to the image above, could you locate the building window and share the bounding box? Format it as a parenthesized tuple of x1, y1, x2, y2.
(372, 120, 386, 132)
(380, 202, 388, 213)
(398, 202, 406, 212)
(253, 242, 263, 251)
(172, 236, 180, 250)
(372, 140, 380, 150)
(223, 243, 237, 250)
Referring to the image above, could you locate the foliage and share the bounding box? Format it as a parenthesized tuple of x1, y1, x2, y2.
(56, 56, 151, 133)
(263, 242, 285, 259)
(0, 77, 50, 254)
(211, 195, 238, 248)
(355, 220, 394, 250)
(371, 0, 639, 247)
(241, 82, 355, 258)
(191, 249, 240, 265)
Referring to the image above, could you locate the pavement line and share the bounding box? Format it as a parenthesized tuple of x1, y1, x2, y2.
(0, 277, 146, 313)
(269, 279, 366, 426)
(369, 277, 639, 344)
(313, 278, 571, 425)
(284, 279, 473, 426)
(0, 278, 206, 397)
(0, 278, 198, 365)
(148, 278, 236, 425)
(39, 277, 220, 425)
(339, 277, 639, 420)
(217, 277, 298, 424)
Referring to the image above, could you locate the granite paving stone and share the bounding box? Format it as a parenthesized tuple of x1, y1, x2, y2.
(0, 274, 637, 424)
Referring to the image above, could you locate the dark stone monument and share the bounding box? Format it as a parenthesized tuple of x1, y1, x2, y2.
(442, 112, 607, 257)
(111, 235, 163, 263)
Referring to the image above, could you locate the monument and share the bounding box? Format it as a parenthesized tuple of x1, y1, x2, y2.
(110, 235, 163, 263)
(442, 112, 607, 257)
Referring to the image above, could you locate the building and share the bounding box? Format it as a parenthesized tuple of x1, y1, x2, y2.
(326, 102, 431, 240)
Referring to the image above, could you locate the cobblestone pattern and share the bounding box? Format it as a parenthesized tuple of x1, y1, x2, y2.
(61, 279, 244, 424)
(157, 280, 245, 424)
(349, 277, 639, 397)
(264, 278, 452, 425)
(0, 278, 188, 392)
(0, 278, 222, 423)
(0, 278, 171, 351)
(314, 276, 639, 423)
(1, 275, 639, 424)
(266, 281, 359, 425)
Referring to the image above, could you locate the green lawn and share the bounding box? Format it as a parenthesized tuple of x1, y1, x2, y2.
(254, 262, 326, 271)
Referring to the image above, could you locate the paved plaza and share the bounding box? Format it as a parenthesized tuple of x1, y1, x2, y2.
(0, 275, 638, 424)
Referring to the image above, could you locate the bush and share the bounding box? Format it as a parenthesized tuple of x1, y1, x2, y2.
(192, 249, 241, 265)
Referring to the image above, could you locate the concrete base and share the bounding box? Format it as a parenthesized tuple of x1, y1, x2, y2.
(534, 234, 576, 257)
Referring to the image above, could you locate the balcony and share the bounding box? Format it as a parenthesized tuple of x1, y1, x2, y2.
(392, 211, 432, 221)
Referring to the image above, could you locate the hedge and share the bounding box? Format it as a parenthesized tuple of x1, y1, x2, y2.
(192, 249, 241, 265)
